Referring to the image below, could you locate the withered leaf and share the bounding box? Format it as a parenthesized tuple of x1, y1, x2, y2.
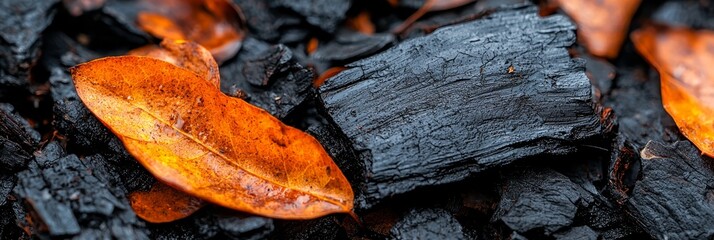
(128, 39, 220, 88)
(70, 56, 354, 219)
(632, 25, 714, 157)
(135, 0, 246, 63)
(551, 0, 641, 58)
(129, 182, 207, 223)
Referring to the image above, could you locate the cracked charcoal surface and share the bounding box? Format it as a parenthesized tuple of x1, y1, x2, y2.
(553, 226, 599, 240)
(311, 30, 395, 63)
(492, 168, 580, 234)
(627, 141, 714, 240)
(390, 208, 465, 240)
(151, 208, 274, 240)
(0, 0, 58, 92)
(233, 0, 306, 43)
(0, 103, 40, 172)
(13, 142, 149, 238)
(319, 5, 602, 208)
(220, 37, 313, 119)
(270, 0, 351, 34)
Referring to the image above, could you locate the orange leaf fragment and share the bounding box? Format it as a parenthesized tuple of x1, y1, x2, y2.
(313, 67, 347, 88)
(70, 56, 354, 219)
(136, 0, 246, 63)
(552, 0, 641, 59)
(129, 39, 220, 88)
(346, 11, 376, 35)
(129, 182, 207, 223)
(631, 25, 714, 157)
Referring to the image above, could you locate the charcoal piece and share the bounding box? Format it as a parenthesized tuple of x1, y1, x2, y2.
(220, 37, 313, 119)
(554, 226, 598, 240)
(13, 142, 148, 238)
(217, 215, 274, 239)
(0, 175, 15, 206)
(603, 68, 682, 150)
(0, 104, 40, 171)
(390, 208, 466, 240)
(582, 53, 615, 98)
(100, 0, 151, 40)
(492, 168, 580, 234)
(0, 204, 20, 238)
(271, 217, 342, 240)
(626, 141, 714, 240)
(653, 1, 714, 30)
(0, 0, 58, 90)
(150, 209, 273, 240)
(41, 31, 100, 102)
(311, 31, 395, 63)
(233, 0, 305, 43)
(319, 5, 602, 208)
(270, 0, 351, 34)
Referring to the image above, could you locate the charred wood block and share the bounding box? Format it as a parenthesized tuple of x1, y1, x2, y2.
(220, 37, 313, 119)
(0, 0, 58, 90)
(390, 208, 466, 240)
(233, 0, 305, 43)
(269, 0, 351, 34)
(0, 103, 40, 171)
(492, 168, 580, 235)
(319, 5, 602, 208)
(627, 141, 714, 240)
(13, 142, 148, 239)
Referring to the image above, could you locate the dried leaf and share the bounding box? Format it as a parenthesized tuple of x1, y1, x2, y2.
(128, 39, 220, 88)
(135, 0, 246, 63)
(552, 0, 641, 58)
(346, 11, 376, 35)
(313, 67, 346, 88)
(129, 182, 207, 223)
(70, 56, 354, 219)
(632, 25, 714, 157)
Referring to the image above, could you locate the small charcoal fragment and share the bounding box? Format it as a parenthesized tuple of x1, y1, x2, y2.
(0, 104, 40, 171)
(320, 5, 602, 208)
(390, 208, 466, 240)
(0, 0, 58, 92)
(553, 226, 599, 240)
(627, 141, 714, 240)
(492, 168, 580, 234)
(270, 0, 351, 34)
(311, 30, 394, 63)
(220, 37, 313, 119)
(233, 0, 306, 43)
(13, 142, 148, 238)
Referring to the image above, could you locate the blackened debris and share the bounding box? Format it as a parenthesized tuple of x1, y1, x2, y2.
(311, 30, 395, 63)
(270, 0, 351, 34)
(13, 142, 148, 238)
(627, 141, 714, 240)
(390, 208, 466, 240)
(151, 208, 274, 240)
(492, 168, 580, 235)
(0, 104, 40, 171)
(320, 5, 602, 208)
(220, 37, 313, 119)
(233, 0, 306, 43)
(0, 0, 58, 91)
(271, 216, 343, 240)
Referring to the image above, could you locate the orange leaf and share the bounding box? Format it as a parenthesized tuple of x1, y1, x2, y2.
(553, 0, 641, 59)
(128, 39, 220, 88)
(129, 182, 207, 223)
(346, 11, 376, 35)
(70, 56, 354, 219)
(313, 67, 347, 88)
(135, 0, 246, 63)
(632, 25, 714, 157)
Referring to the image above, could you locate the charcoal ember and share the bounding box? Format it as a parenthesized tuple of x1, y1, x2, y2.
(626, 141, 714, 240)
(311, 30, 395, 63)
(390, 208, 466, 240)
(319, 5, 603, 208)
(269, 0, 351, 34)
(653, 0, 714, 30)
(233, 0, 306, 43)
(553, 226, 598, 240)
(0, 103, 40, 171)
(0, 0, 58, 91)
(13, 142, 148, 238)
(492, 168, 580, 235)
(220, 37, 313, 119)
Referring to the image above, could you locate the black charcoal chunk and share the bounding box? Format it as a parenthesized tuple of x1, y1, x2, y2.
(492, 168, 580, 234)
(0, 103, 40, 171)
(13, 142, 148, 239)
(653, 1, 714, 30)
(220, 37, 313, 119)
(152, 209, 273, 240)
(390, 208, 466, 240)
(319, 5, 602, 208)
(554, 226, 598, 240)
(627, 141, 714, 240)
(0, 0, 58, 90)
(233, 0, 306, 43)
(271, 217, 342, 240)
(270, 0, 351, 34)
(311, 31, 395, 63)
